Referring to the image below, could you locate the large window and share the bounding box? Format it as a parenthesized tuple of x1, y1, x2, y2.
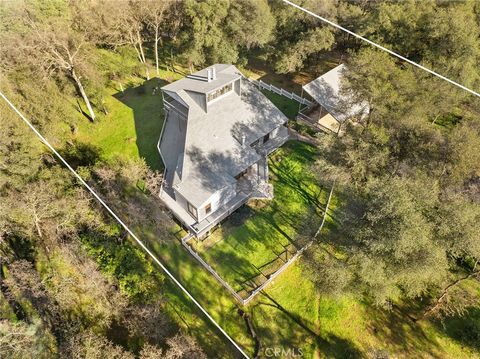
(207, 83, 233, 102)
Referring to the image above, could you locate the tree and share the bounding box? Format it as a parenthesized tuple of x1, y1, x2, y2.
(181, 0, 236, 67)
(43, 244, 127, 331)
(342, 177, 448, 305)
(227, 0, 275, 51)
(436, 193, 480, 261)
(0, 319, 54, 359)
(445, 121, 480, 185)
(143, 0, 171, 75)
(1, 167, 97, 248)
(268, 0, 336, 73)
(121, 1, 151, 80)
(60, 330, 134, 359)
(274, 27, 334, 73)
(123, 301, 173, 344)
(361, 1, 480, 89)
(162, 333, 207, 359)
(20, 2, 99, 121)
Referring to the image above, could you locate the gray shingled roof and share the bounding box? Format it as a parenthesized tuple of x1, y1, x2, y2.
(160, 64, 288, 207)
(303, 64, 369, 123)
(162, 64, 241, 95)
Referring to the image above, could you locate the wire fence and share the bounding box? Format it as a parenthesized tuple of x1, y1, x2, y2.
(180, 181, 335, 306)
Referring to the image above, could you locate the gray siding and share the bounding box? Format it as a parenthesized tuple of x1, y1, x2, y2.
(234, 78, 241, 96)
(196, 183, 236, 221)
(185, 90, 207, 112)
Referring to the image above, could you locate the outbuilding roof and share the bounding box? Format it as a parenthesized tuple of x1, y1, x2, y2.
(303, 64, 369, 123)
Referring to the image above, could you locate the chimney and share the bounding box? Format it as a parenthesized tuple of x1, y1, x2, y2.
(241, 134, 246, 146)
(212, 67, 216, 80)
(207, 68, 212, 82)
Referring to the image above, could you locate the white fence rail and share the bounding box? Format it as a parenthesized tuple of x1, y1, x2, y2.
(250, 79, 312, 106)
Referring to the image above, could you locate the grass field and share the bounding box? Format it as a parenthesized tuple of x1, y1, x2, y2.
(260, 89, 302, 120)
(68, 62, 479, 359)
(192, 141, 328, 295)
(73, 70, 183, 170)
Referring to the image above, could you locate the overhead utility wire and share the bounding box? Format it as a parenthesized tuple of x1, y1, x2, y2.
(0, 91, 250, 359)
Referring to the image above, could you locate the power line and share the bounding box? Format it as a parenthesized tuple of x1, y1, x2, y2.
(283, 0, 480, 99)
(0, 91, 250, 359)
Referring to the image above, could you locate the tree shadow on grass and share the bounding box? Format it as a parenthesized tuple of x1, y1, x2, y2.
(58, 140, 102, 169)
(434, 306, 480, 351)
(363, 300, 439, 357)
(113, 78, 167, 171)
(253, 292, 363, 358)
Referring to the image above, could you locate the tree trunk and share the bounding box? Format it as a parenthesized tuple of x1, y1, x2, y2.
(170, 49, 176, 73)
(34, 213, 42, 238)
(137, 32, 150, 80)
(70, 69, 95, 121)
(154, 28, 160, 76)
(422, 269, 480, 319)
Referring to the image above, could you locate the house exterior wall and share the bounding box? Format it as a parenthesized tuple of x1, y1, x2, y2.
(272, 123, 288, 139)
(196, 183, 236, 222)
(185, 90, 207, 112)
(173, 182, 237, 223)
(234, 78, 241, 96)
(173, 190, 194, 218)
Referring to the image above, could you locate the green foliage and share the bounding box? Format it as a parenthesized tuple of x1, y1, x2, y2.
(275, 27, 334, 73)
(227, 0, 275, 50)
(347, 177, 447, 304)
(181, 0, 237, 65)
(268, 0, 336, 73)
(0, 318, 56, 359)
(362, 0, 480, 88)
(81, 231, 164, 303)
(180, 0, 275, 66)
(446, 121, 480, 184)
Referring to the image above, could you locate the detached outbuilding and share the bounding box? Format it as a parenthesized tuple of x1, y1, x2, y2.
(298, 64, 369, 134)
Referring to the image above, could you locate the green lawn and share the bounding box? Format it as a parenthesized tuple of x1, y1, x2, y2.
(66, 63, 479, 359)
(192, 141, 328, 295)
(73, 72, 183, 170)
(261, 90, 303, 120)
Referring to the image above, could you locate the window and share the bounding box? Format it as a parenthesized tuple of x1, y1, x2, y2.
(205, 203, 212, 215)
(207, 83, 233, 102)
(263, 133, 270, 143)
(187, 201, 197, 218)
(250, 139, 259, 147)
(235, 169, 247, 180)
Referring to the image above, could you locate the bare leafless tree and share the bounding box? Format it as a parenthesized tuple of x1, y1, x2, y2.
(143, 1, 171, 75)
(22, 10, 97, 121)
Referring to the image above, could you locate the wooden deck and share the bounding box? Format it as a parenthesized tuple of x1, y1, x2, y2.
(297, 104, 341, 133)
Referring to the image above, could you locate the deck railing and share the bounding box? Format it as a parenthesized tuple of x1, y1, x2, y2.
(178, 181, 335, 306)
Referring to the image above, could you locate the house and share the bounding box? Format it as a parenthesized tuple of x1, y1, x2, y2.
(297, 64, 369, 133)
(158, 64, 289, 238)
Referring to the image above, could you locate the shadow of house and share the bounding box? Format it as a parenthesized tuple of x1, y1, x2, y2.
(113, 78, 168, 171)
